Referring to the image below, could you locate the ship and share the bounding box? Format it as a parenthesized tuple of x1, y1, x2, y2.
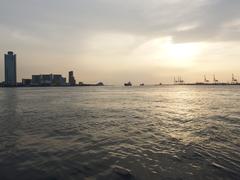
(140, 83, 144, 86)
(124, 81, 132, 86)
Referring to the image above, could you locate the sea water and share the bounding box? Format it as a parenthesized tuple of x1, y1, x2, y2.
(0, 86, 239, 180)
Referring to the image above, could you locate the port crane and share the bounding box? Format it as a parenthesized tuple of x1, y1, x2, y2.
(232, 74, 238, 84)
(174, 77, 178, 84)
(204, 75, 209, 83)
(179, 77, 184, 84)
(174, 76, 184, 84)
(213, 75, 218, 83)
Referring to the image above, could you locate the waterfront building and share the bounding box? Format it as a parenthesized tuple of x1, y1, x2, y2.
(42, 74, 53, 85)
(31, 74, 66, 86)
(22, 79, 32, 86)
(31, 75, 42, 85)
(79, 82, 84, 86)
(52, 74, 66, 86)
(4, 51, 17, 86)
(69, 71, 76, 86)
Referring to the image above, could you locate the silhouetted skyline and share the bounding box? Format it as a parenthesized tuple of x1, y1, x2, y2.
(0, 0, 240, 84)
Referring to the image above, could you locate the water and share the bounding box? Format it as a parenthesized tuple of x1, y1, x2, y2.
(0, 86, 239, 180)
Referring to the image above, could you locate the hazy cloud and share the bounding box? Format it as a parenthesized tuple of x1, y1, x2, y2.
(0, 0, 239, 83)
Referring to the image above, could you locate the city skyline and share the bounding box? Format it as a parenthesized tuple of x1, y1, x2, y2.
(1, 51, 106, 87)
(1, 50, 239, 85)
(1, 0, 240, 84)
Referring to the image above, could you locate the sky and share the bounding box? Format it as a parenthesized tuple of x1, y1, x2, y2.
(0, 0, 240, 84)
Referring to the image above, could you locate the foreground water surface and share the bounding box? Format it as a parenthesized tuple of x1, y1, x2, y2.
(0, 86, 239, 180)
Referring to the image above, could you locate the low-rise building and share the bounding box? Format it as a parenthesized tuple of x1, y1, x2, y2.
(32, 75, 42, 86)
(31, 74, 66, 86)
(22, 79, 32, 86)
(52, 74, 66, 86)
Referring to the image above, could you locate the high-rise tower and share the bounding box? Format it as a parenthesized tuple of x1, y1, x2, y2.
(69, 71, 76, 86)
(4, 51, 17, 86)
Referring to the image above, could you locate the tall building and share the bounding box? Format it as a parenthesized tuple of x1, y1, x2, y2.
(69, 71, 76, 86)
(4, 51, 17, 86)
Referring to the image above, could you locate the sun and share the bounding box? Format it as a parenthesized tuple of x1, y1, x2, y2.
(164, 42, 201, 67)
(131, 36, 203, 68)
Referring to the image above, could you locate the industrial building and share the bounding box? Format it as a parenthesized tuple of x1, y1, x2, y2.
(22, 79, 32, 86)
(31, 74, 66, 86)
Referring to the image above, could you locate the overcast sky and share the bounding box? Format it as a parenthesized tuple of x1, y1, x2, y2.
(0, 0, 240, 84)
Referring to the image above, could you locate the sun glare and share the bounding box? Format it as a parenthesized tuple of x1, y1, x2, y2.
(164, 42, 201, 67)
(131, 36, 203, 68)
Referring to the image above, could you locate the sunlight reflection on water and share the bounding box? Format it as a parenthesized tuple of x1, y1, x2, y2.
(0, 86, 239, 180)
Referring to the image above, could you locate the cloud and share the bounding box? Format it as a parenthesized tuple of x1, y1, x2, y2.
(1, 0, 239, 43)
(0, 0, 240, 83)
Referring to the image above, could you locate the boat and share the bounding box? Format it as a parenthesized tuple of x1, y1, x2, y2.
(155, 83, 162, 86)
(140, 83, 144, 86)
(124, 81, 132, 86)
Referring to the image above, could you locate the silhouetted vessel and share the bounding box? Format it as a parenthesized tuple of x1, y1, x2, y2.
(140, 83, 144, 86)
(124, 82, 132, 86)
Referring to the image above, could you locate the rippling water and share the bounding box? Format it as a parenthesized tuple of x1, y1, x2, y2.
(0, 86, 239, 180)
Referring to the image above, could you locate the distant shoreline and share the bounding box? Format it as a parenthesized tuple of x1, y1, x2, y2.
(173, 83, 240, 86)
(0, 84, 105, 88)
(1, 83, 240, 88)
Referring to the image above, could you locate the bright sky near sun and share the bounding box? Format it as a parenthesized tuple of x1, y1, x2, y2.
(0, 0, 240, 84)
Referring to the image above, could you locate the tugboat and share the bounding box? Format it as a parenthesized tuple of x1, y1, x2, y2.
(124, 81, 132, 86)
(155, 83, 162, 86)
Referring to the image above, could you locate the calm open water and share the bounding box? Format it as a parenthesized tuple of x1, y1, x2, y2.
(0, 86, 239, 180)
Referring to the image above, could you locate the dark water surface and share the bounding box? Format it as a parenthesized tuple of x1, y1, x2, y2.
(0, 86, 239, 180)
